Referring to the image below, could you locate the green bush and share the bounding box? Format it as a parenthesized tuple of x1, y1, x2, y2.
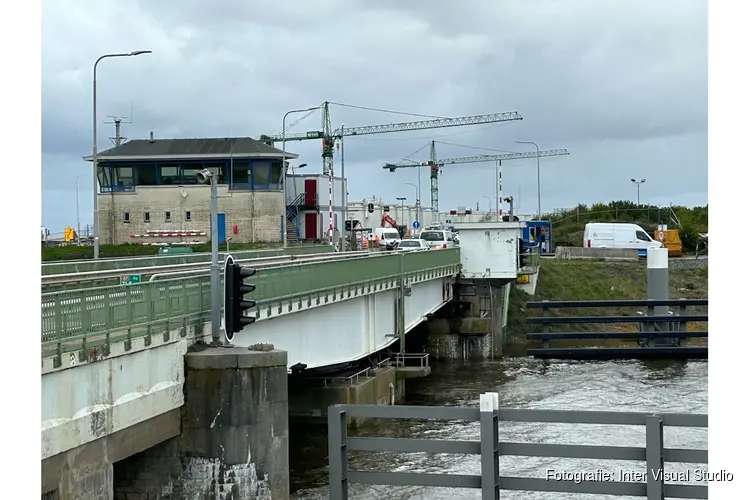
(41, 241, 278, 262)
(545, 201, 708, 252)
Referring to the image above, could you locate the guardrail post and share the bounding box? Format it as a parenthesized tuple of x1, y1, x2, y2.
(541, 300, 550, 349)
(646, 415, 665, 500)
(480, 392, 500, 500)
(328, 406, 349, 500)
(677, 298, 687, 347)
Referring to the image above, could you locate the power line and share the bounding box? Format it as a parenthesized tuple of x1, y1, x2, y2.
(328, 102, 447, 120)
(275, 107, 320, 136)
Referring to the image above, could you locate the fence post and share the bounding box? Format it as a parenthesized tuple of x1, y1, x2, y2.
(678, 298, 687, 347)
(328, 406, 349, 500)
(541, 300, 550, 349)
(480, 392, 500, 500)
(646, 415, 665, 500)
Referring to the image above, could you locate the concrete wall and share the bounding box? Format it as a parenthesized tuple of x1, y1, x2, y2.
(554, 246, 640, 261)
(289, 366, 405, 426)
(425, 281, 508, 361)
(42, 334, 187, 498)
(110, 348, 290, 499)
(98, 185, 283, 245)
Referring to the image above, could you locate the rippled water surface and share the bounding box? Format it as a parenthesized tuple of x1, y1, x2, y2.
(290, 358, 708, 499)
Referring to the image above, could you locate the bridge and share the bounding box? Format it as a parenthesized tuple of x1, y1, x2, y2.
(41, 226, 705, 499)
(42, 222, 534, 498)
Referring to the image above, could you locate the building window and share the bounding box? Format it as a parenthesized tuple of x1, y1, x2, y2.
(134, 165, 158, 186)
(144, 211, 151, 223)
(117, 166, 134, 188)
(231, 159, 250, 187)
(270, 160, 283, 188)
(252, 160, 271, 189)
(123, 211, 130, 223)
(160, 165, 179, 185)
(185, 210, 192, 221)
(165, 210, 172, 223)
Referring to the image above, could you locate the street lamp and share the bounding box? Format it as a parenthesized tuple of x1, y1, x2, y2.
(396, 197, 406, 227)
(631, 178, 646, 205)
(405, 182, 419, 228)
(76, 174, 88, 244)
(92, 50, 152, 259)
(282, 107, 320, 249)
(514, 140, 541, 220)
(482, 195, 492, 213)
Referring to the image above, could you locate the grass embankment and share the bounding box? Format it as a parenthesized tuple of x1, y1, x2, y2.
(507, 259, 708, 350)
(41, 242, 281, 262)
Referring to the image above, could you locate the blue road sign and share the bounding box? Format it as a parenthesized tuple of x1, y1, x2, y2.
(413, 221, 420, 230)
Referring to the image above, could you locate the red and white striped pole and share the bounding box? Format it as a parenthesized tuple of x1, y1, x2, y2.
(328, 158, 334, 248)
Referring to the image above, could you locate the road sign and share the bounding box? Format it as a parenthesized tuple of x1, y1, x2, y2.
(658, 231, 664, 241)
(413, 221, 420, 230)
(120, 274, 141, 285)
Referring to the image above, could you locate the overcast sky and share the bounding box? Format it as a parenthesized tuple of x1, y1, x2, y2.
(42, 0, 707, 231)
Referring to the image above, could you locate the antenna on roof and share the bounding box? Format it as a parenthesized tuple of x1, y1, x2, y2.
(104, 101, 134, 147)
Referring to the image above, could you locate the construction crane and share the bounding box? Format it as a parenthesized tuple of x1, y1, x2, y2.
(383, 141, 570, 212)
(259, 101, 523, 247)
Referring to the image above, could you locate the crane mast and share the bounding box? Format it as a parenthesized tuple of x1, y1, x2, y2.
(384, 148, 571, 212)
(261, 102, 523, 249)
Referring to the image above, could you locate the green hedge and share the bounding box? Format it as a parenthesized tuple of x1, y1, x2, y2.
(41, 242, 277, 262)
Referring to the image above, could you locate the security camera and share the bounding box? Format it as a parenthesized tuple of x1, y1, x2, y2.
(196, 168, 214, 185)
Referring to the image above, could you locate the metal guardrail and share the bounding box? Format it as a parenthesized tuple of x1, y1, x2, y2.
(41, 251, 367, 291)
(525, 299, 708, 359)
(40, 244, 333, 276)
(41, 248, 461, 362)
(328, 393, 708, 499)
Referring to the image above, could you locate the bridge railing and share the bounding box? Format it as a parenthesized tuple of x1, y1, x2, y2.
(328, 393, 708, 499)
(41, 248, 461, 363)
(525, 299, 708, 359)
(40, 244, 333, 276)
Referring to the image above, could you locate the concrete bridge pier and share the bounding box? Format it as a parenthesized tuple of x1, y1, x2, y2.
(111, 345, 289, 500)
(425, 280, 510, 361)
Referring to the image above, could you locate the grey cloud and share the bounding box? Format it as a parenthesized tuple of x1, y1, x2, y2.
(42, 0, 707, 230)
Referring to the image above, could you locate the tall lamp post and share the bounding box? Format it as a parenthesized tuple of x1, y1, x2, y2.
(631, 178, 646, 205)
(282, 106, 320, 249)
(396, 197, 406, 228)
(482, 195, 492, 213)
(514, 140, 541, 220)
(405, 183, 419, 228)
(92, 50, 152, 259)
(76, 174, 88, 245)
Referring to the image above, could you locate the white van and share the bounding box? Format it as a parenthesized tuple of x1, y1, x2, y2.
(373, 227, 401, 249)
(583, 222, 662, 257)
(420, 229, 455, 249)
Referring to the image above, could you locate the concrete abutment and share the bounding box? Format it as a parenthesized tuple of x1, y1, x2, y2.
(110, 346, 289, 500)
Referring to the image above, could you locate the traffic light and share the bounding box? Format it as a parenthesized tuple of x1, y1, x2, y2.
(367, 203, 374, 213)
(224, 258, 257, 341)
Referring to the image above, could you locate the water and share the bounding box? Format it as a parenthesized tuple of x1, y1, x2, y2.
(290, 357, 708, 499)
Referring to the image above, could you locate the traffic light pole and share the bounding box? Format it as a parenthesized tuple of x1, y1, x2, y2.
(210, 177, 221, 345)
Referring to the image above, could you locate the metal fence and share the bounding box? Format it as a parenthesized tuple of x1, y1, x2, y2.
(328, 393, 708, 499)
(41, 248, 461, 362)
(40, 244, 332, 276)
(518, 245, 540, 275)
(525, 299, 708, 360)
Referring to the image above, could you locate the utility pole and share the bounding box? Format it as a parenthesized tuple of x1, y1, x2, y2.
(514, 140, 541, 220)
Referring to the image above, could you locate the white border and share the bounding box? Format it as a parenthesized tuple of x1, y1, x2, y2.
(710, 1, 747, 494)
(0, 0, 40, 494)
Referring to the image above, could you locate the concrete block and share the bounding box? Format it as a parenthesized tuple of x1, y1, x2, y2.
(185, 348, 240, 370)
(237, 349, 287, 369)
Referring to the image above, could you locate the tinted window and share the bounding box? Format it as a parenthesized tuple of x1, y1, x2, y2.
(382, 230, 400, 239)
(636, 230, 651, 242)
(399, 240, 419, 247)
(420, 231, 445, 242)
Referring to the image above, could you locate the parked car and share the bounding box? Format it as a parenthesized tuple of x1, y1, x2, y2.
(394, 239, 430, 252)
(419, 229, 456, 249)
